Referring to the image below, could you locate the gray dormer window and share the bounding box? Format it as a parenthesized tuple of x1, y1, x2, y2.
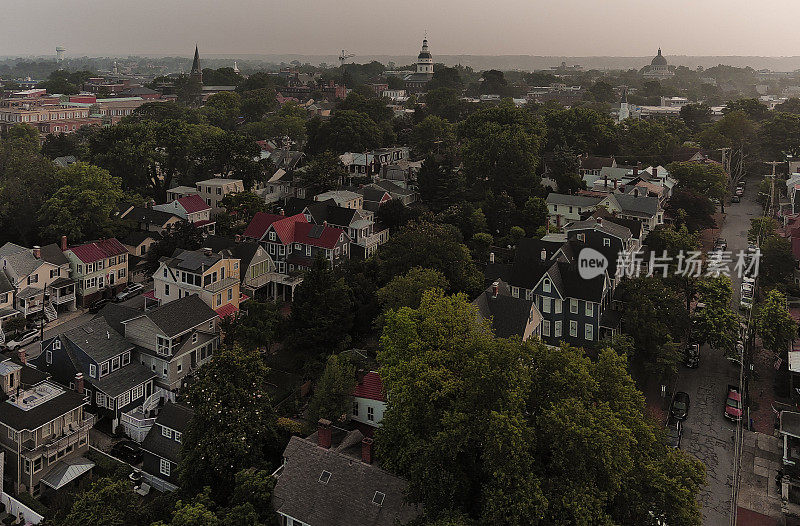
(90, 364, 97, 378)
(543, 278, 551, 293)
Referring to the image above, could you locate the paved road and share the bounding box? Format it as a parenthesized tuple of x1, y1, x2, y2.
(674, 178, 763, 526)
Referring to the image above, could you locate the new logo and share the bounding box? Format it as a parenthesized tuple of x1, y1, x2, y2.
(578, 248, 608, 280)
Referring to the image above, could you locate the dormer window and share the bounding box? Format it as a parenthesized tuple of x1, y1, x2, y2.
(269, 232, 276, 241)
(543, 278, 551, 293)
(53, 339, 61, 350)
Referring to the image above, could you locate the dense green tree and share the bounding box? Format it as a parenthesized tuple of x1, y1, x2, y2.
(377, 290, 705, 525)
(241, 102, 307, 142)
(666, 189, 716, 232)
(692, 277, 739, 352)
(214, 191, 269, 234)
(410, 115, 455, 158)
(376, 267, 449, 315)
(427, 66, 464, 91)
(760, 112, 800, 159)
(202, 92, 242, 130)
(61, 477, 140, 526)
(424, 88, 469, 122)
(516, 196, 549, 238)
(38, 162, 123, 243)
(374, 221, 483, 295)
(680, 103, 712, 131)
(41, 132, 83, 159)
(237, 72, 281, 93)
(201, 67, 243, 87)
(181, 345, 279, 500)
(306, 354, 358, 425)
(221, 299, 283, 352)
(478, 69, 509, 96)
(295, 150, 349, 195)
(748, 216, 779, 243)
(375, 199, 419, 231)
(645, 224, 700, 308)
(587, 80, 617, 103)
(541, 106, 616, 155)
(723, 98, 769, 121)
(667, 161, 727, 201)
(285, 256, 354, 365)
(775, 98, 800, 114)
(154, 489, 221, 526)
(616, 118, 685, 165)
(240, 88, 278, 122)
(755, 290, 797, 354)
(417, 153, 464, 211)
(306, 111, 382, 155)
(144, 221, 206, 271)
(337, 92, 394, 123)
(459, 101, 545, 203)
(547, 146, 585, 194)
(760, 236, 795, 290)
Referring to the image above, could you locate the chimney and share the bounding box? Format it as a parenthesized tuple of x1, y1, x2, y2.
(604, 175, 608, 189)
(203, 247, 212, 256)
(279, 208, 285, 216)
(17, 348, 26, 365)
(492, 281, 499, 298)
(60, 235, 68, 251)
(596, 216, 603, 225)
(106, 331, 110, 339)
(32, 246, 41, 259)
(489, 252, 495, 263)
(74, 372, 84, 394)
(234, 234, 241, 243)
(633, 167, 638, 177)
(652, 167, 658, 178)
(318, 419, 332, 449)
(323, 220, 328, 227)
(540, 248, 547, 261)
(361, 437, 374, 464)
(613, 179, 618, 190)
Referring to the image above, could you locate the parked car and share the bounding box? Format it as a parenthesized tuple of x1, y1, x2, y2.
(725, 385, 743, 421)
(665, 416, 682, 448)
(740, 283, 754, 310)
(5, 329, 40, 351)
(685, 343, 700, 368)
(110, 440, 143, 464)
(114, 283, 144, 302)
(731, 194, 741, 203)
(88, 298, 111, 313)
(735, 187, 744, 197)
(713, 237, 727, 251)
(670, 391, 690, 421)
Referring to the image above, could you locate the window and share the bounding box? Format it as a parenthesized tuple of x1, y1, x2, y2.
(543, 278, 551, 293)
(318, 470, 332, 484)
(112, 356, 120, 371)
(227, 288, 232, 301)
(77, 264, 83, 274)
(119, 391, 130, 408)
(163, 268, 168, 278)
(570, 299, 578, 314)
(101, 361, 109, 376)
(568, 206, 573, 214)
(542, 320, 551, 336)
(27, 275, 38, 285)
(569, 321, 578, 337)
(555, 320, 562, 337)
(46, 350, 52, 364)
(373, 491, 386, 506)
(54, 339, 61, 350)
(90, 364, 97, 378)
(160, 458, 171, 476)
(585, 303, 594, 317)
(24, 459, 30, 474)
(177, 363, 182, 373)
(122, 352, 130, 366)
(118, 268, 126, 278)
(367, 406, 374, 421)
(554, 299, 562, 313)
(585, 324, 593, 341)
(192, 333, 198, 344)
(132, 384, 144, 400)
(511, 286, 519, 298)
(33, 457, 42, 473)
(603, 238, 611, 247)
(162, 426, 172, 438)
(542, 297, 551, 313)
(269, 232, 276, 241)
(157, 336, 171, 356)
(352, 401, 359, 416)
(96, 391, 105, 407)
(164, 284, 170, 296)
(305, 245, 311, 256)
(209, 320, 214, 330)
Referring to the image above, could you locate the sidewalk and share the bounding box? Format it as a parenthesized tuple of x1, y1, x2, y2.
(737, 431, 783, 523)
(749, 336, 782, 435)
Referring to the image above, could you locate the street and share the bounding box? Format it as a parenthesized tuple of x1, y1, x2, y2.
(674, 178, 763, 526)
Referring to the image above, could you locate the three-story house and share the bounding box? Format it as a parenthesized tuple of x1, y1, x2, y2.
(63, 238, 128, 308)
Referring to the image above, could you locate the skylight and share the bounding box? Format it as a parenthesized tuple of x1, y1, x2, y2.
(319, 470, 331, 484)
(372, 491, 385, 506)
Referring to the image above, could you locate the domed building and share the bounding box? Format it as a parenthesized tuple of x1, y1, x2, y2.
(404, 38, 435, 94)
(643, 48, 674, 79)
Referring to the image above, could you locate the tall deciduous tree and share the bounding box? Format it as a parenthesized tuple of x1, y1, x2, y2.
(693, 277, 739, 352)
(667, 161, 727, 202)
(305, 111, 382, 155)
(756, 290, 797, 353)
(306, 354, 358, 425)
(180, 345, 279, 501)
(61, 477, 141, 526)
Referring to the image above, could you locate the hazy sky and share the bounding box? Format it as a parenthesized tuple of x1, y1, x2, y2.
(5, 0, 800, 58)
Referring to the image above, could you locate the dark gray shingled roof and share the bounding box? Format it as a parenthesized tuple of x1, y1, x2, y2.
(130, 294, 217, 337)
(61, 318, 133, 364)
(94, 303, 140, 336)
(273, 435, 421, 526)
(140, 402, 193, 463)
(94, 363, 157, 398)
(39, 243, 69, 266)
(473, 281, 538, 339)
(0, 380, 86, 432)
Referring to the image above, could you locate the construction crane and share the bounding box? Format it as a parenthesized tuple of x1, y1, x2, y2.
(338, 50, 355, 68)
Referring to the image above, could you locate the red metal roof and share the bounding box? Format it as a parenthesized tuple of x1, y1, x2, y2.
(242, 212, 291, 239)
(215, 303, 239, 319)
(352, 371, 385, 402)
(177, 194, 210, 214)
(68, 238, 128, 264)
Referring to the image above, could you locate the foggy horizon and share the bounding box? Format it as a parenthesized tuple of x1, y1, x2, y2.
(5, 0, 800, 58)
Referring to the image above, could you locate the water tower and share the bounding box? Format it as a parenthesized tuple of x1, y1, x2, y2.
(56, 46, 66, 63)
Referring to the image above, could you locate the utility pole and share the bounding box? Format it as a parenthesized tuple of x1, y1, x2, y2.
(765, 161, 782, 218)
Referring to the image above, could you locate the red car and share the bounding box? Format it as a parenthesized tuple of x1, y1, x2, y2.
(725, 385, 743, 421)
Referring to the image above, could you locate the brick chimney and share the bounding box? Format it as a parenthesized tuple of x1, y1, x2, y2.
(491, 281, 499, 298)
(234, 234, 241, 243)
(540, 248, 547, 261)
(596, 216, 603, 226)
(17, 348, 26, 365)
(633, 167, 639, 177)
(32, 246, 41, 259)
(613, 179, 618, 190)
(60, 235, 68, 251)
(652, 167, 658, 179)
(75, 372, 84, 394)
(318, 419, 332, 449)
(361, 437, 373, 464)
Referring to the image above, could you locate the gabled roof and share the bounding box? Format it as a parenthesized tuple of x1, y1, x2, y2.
(163, 248, 221, 272)
(284, 198, 360, 228)
(61, 318, 133, 363)
(40, 244, 69, 266)
(243, 212, 345, 248)
(0, 243, 44, 278)
(580, 156, 615, 170)
(67, 238, 128, 264)
(126, 294, 217, 338)
(360, 187, 392, 203)
(545, 193, 603, 207)
(122, 231, 160, 247)
(369, 180, 415, 198)
(352, 372, 385, 402)
(94, 303, 140, 336)
(473, 280, 539, 339)
(176, 194, 210, 214)
(608, 194, 660, 217)
(122, 206, 181, 227)
(242, 212, 295, 240)
(140, 402, 193, 463)
(563, 218, 632, 240)
(273, 435, 420, 526)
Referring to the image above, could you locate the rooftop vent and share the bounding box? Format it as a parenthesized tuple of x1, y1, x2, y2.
(372, 491, 385, 506)
(319, 470, 332, 484)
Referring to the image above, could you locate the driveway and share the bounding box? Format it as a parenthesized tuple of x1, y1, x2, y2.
(674, 178, 763, 526)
